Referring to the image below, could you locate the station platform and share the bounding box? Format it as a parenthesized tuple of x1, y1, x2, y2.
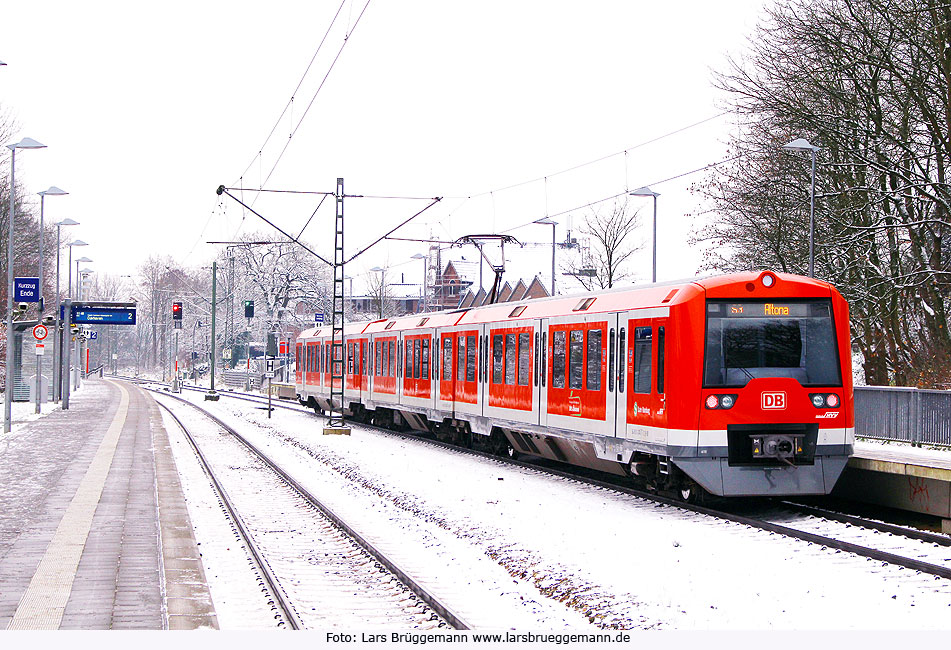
(0, 377, 217, 630)
(834, 441, 951, 533)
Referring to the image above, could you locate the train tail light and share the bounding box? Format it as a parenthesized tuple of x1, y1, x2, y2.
(809, 393, 840, 409)
(705, 394, 738, 410)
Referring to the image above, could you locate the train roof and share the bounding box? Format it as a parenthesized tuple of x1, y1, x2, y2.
(294, 271, 838, 340)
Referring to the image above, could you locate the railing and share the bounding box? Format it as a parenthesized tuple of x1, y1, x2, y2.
(855, 386, 951, 447)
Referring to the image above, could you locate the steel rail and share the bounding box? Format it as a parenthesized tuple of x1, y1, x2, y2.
(154, 398, 304, 629)
(139, 379, 951, 581)
(777, 500, 951, 547)
(145, 386, 470, 630)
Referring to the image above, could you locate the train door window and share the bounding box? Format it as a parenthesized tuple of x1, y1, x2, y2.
(383, 341, 389, 377)
(432, 338, 438, 378)
(375, 342, 381, 376)
(518, 332, 531, 386)
(657, 326, 666, 394)
(365, 342, 370, 376)
(569, 330, 584, 389)
(609, 329, 616, 392)
(552, 330, 566, 388)
(634, 327, 653, 394)
(466, 335, 477, 382)
(492, 335, 504, 384)
(456, 336, 465, 381)
(413, 339, 421, 379)
(618, 328, 626, 392)
(533, 332, 539, 387)
(443, 337, 453, 381)
(587, 329, 602, 391)
(541, 332, 547, 387)
(421, 338, 429, 379)
(505, 333, 518, 385)
(405, 340, 412, 378)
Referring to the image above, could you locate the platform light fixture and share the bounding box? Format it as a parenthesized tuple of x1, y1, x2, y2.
(5, 137, 47, 433)
(629, 187, 660, 283)
(782, 138, 820, 277)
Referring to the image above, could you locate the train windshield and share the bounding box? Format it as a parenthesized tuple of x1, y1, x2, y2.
(704, 299, 841, 387)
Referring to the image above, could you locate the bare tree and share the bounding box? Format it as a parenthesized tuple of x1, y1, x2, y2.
(694, 0, 951, 386)
(563, 198, 642, 290)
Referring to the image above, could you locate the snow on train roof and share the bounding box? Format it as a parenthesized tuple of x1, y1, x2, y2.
(295, 271, 834, 340)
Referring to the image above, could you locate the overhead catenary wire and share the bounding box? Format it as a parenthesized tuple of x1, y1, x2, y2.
(257, 0, 374, 192)
(231, 0, 350, 188)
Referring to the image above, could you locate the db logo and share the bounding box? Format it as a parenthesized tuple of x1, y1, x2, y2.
(762, 392, 786, 410)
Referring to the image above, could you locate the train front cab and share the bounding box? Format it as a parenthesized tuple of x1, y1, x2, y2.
(671, 272, 854, 497)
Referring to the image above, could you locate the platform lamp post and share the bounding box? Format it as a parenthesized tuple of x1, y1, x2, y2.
(52, 220, 79, 402)
(5, 137, 47, 434)
(62, 242, 88, 410)
(53, 219, 79, 402)
(370, 267, 386, 318)
(72, 258, 93, 391)
(629, 187, 660, 283)
(37, 187, 68, 314)
(782, 138, 820, 278)
(411, 253, 427, 312)
(533, 218, 558, 296)
(79, 267, 94, 382)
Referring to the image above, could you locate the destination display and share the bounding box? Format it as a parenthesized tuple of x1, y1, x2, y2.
(70, 302, 137, 325)
(709, 300, 831, 319)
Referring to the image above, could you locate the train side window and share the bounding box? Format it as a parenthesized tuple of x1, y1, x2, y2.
(657, 326, 666, 394)
(493, 334, 505, 384)
(443, 337, 453, 381)
(608, 328, 616, 392)
(421, 338, 429, 380)
(518, 332, 531, 386)
(347, 343, 353, 375)
(505, 333, 518, 385)
(587, 329, 602, 391)
(541, 331, 547, 388)
(533, 332, 539, 387)
(569, 330, 584, 389)
(618, 328, 626, 392)
(376, 342, 382, 376)
(634, 326, 653, 394)
(466, 335, 477, 382)
(552, 330, 566, 388)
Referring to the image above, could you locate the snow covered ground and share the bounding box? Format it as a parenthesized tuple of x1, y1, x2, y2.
(167, 389, 951, 631)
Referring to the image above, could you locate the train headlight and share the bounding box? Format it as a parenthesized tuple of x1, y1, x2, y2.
(761, 273, 776, 288)
(705, 394, 737, 409)
(809, 393, 840, 409)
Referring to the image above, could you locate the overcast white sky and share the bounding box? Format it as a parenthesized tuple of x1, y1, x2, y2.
(2, 0, 766, 296)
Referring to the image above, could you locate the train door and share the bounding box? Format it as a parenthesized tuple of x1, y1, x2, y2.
(604, 313, 620, 437)
(435, 329, 453, 413)
(614, 317, 628, 439)
(538, 319, 550, 427)
(651, 317, 668, 442)
(622, 314, 667, 445)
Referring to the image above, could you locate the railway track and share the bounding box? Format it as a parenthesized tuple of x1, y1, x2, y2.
(148, 388, 467, 630)
(136, 379, 951, 584)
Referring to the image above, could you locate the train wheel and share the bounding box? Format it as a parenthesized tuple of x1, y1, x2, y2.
(678, 481, 702, 505)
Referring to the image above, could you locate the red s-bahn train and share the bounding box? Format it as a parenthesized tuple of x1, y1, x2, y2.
(295, 271, 853, 500)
